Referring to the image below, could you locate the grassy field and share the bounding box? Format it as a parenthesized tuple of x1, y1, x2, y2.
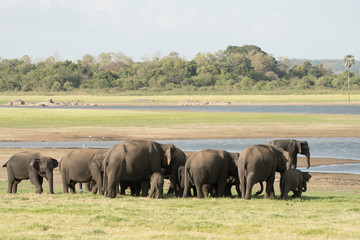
(1, 108, 359, 128)
(1, 93, 360, 105)
(0, 181, 359, 240)
(1, 93, 360, 239)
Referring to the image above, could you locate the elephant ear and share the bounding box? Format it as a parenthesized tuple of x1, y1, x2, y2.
(303, 172, 312, 181)
(165, 147, 173, 166)
(298, 141, 309, 155)
(270, 146, 291, 171)
(30, 158, 40, 171)
(51, 158, 59, 168)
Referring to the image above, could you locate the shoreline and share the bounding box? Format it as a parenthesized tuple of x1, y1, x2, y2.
(2, 101, 360, 107)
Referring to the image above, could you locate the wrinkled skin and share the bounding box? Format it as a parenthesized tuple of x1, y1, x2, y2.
(3, 151, 58, 194)
(104, 140, 186, 198)
(183, 149, 240, 198)
(59, 148, 108, 195)
(268, 139, 310, 169)
(149, 172, 164, 199)
(280, 169, 312, 200)
(238, 145, 290, 200)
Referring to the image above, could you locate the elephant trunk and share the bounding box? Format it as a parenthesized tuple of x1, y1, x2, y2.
(305, 152, 310, 169)
(303, 182, 307, 192)
(46, 170, 54, 194)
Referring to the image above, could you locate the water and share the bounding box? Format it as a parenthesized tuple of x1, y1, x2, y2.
(2, 105, 360, 114)
(2, 104, 360, 174)
(298, 164, 360, 175)
(1, 137, 359, 174)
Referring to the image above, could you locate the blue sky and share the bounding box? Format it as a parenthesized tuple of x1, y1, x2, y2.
(1, 0, 359, 62)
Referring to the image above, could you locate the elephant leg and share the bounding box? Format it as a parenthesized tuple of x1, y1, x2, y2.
(62, 182, 69, 193)
(69, 182, 76, 194)
(91, 185, 98, 194)
(202, 184, 210, 198)
(7, 178, 15, 194)
(183, 180, 190, 198)
(195, 182, 204, 198)
(244, 173, 255, 200)
(239, 170, 247, 199)
(297, 188, 303, 198)
(282, 187, 290, 200)
(30, 175, 43, 194)
(217, 180, 227, 197)
(265, 175, 276, 199)
(12, 180, 21, 193)
(95, 176, 103, 195)
(141, 180, 150, 197)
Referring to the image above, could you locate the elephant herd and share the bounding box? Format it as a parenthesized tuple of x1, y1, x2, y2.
(2, 139, 312, 200)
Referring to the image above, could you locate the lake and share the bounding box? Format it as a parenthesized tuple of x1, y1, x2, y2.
(1, 104, 359, 174)
(2, 104, 360, 114)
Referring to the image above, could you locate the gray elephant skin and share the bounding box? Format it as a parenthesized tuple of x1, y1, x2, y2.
(268, 139, 310, 169)
(59, 148, 108, 194)
(238, 145, 290, 200)
(3, 151, 59, 194)
(149, 172, 164, 198)
(280, 169, 312, 200)
(183, 149, 239, 198)
(103, 140, 186, 198)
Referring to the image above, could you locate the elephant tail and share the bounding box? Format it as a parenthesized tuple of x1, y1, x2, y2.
(185, 166, 194, 186)
(2, 161, 8, 167)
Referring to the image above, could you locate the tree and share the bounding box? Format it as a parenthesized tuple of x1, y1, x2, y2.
(344, 54, 355, 102)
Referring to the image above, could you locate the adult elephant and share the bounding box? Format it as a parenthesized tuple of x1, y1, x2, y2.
(268, 139, 310, 169)
(59, 148, 108, 194)
(3, 151, 59, 194)
(183, 149, 240, 198)
(103, 140, 186, 198)
(238, 145, 290, 200)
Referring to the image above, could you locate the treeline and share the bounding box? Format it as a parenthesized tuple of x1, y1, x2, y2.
(0, 45, 359, 92)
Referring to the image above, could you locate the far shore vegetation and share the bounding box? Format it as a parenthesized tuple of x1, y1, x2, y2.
(1, 45, 359, 94)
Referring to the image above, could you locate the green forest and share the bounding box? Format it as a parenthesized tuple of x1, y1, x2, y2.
(0, 45, 359, 92)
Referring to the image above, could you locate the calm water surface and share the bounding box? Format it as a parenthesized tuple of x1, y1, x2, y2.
(2, 105, 360, 114)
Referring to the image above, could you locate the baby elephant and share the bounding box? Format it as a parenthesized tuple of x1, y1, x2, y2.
(149, 172, 164, 199)
(280, 169, 312, 200)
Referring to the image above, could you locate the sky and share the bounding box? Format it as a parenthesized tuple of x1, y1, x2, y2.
(1, 0, 359, 62)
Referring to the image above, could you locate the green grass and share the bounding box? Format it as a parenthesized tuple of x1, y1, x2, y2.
(0, 181, 359, 240)
(1, 93, 360, 105)
(1, 108, 359, 129)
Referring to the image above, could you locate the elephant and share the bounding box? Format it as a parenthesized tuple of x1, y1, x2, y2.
(238, 145, 291, 200)
(120, 180, 142, 196)
(183, 149, 240, 198)
(2, 151, 58, 194)
(280, 169, 312, 200)
(59, 148, 108, 194)
(149, 172, 164, 199)
(103, 140, 186, 198)
(268, 139, 310, 169)
(178, 165, 197, 197)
